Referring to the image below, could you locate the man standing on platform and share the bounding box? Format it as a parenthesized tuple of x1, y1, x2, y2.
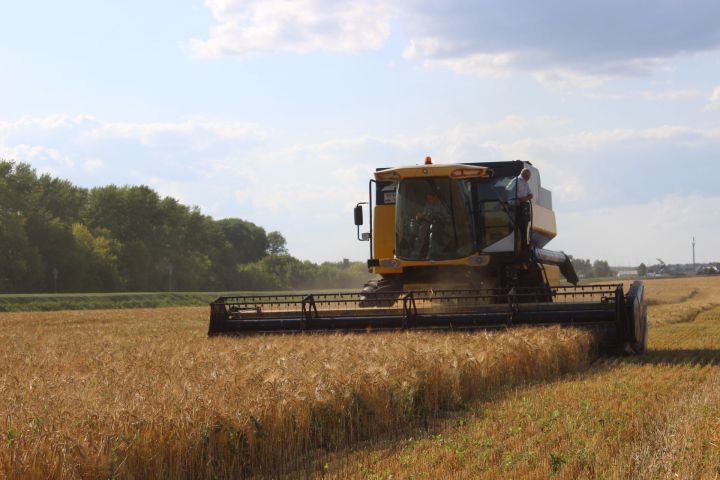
(506, 168, 534, 252)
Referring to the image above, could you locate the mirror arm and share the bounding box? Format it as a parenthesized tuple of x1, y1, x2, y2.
(355, 202, 369, 241)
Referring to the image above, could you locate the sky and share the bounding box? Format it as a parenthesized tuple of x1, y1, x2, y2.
(1, 0, 720, 266)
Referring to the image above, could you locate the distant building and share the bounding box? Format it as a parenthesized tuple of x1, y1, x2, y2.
(617, 270, 639, 278)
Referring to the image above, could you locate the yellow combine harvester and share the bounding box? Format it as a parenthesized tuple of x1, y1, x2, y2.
(209, 159, 648, 355)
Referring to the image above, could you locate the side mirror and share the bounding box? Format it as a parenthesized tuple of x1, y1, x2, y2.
(354, 205, 363, 226)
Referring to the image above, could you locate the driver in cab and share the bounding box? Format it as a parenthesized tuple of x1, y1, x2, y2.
(414, 191, 451, 257)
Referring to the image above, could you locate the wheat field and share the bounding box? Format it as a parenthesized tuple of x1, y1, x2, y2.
(1, 276, 720, 478)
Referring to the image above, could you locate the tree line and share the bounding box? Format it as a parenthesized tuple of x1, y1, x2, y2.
(568, 257, 614, 279)
(0, 161, 371, 293)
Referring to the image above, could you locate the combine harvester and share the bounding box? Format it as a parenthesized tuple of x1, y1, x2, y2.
(209, 159, 647, 355)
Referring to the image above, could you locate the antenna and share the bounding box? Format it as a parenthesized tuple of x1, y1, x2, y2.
(692, 236, 696, 268)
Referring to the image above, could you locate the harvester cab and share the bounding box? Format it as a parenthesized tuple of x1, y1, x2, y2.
(209, 158, 648, 355)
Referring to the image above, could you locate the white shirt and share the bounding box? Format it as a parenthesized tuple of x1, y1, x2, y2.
(507, 176, 532, 204)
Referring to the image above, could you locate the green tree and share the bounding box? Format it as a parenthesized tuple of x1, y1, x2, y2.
(71, 224, 124, 291)
(84, 185, 163, 290)
(26, 216, 83, 292)
(569, 256, 593, 278)
(592, 260, 613, 278)
(236, 255, 316, 290)
(213, 218, 268, 289)
(266, 231, 288, 256)
(0, 211, 44, 292)
(638, 263, 648, 277)
(236, 256, 374, 291)
(216, 218, 268, 264)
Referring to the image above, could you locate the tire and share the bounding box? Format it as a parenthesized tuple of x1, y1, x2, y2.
(625, 281, 648, 355)
(634, 309, 648, 355)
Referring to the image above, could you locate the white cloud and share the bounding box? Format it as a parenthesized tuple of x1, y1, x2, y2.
(0, 115, 266, 143)
(0, 114, 94, 133)
(586, 89, 707, 101)
(0, 115, 269, 210)
(82, 158, 103, 172)
(0, 144, 74, 169)
(84, 118, 268, 145)
(532, 69, 610, 89)
(641, 89, 706, 101)
(497, 125, 717, 156)
(191, 0, 395, 57)
(417, 52, 516, 80)
(705, 86, 720, 111)
(192, 0, 720, 87)
(0, 115, 267, 174)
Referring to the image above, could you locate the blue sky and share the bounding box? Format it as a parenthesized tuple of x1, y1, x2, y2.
(1, 0, 720, 266)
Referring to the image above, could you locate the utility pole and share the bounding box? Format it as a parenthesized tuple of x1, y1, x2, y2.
(692, 237, 696, 269)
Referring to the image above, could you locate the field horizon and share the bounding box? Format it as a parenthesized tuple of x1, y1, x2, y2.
(3, 274, 714, 313)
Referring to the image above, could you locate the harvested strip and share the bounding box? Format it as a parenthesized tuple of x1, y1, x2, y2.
(326, 305, 720, 478)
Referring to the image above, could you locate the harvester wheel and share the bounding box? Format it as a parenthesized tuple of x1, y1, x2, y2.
(625, 281, 648, 355)
(359, 278, 400, 308)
